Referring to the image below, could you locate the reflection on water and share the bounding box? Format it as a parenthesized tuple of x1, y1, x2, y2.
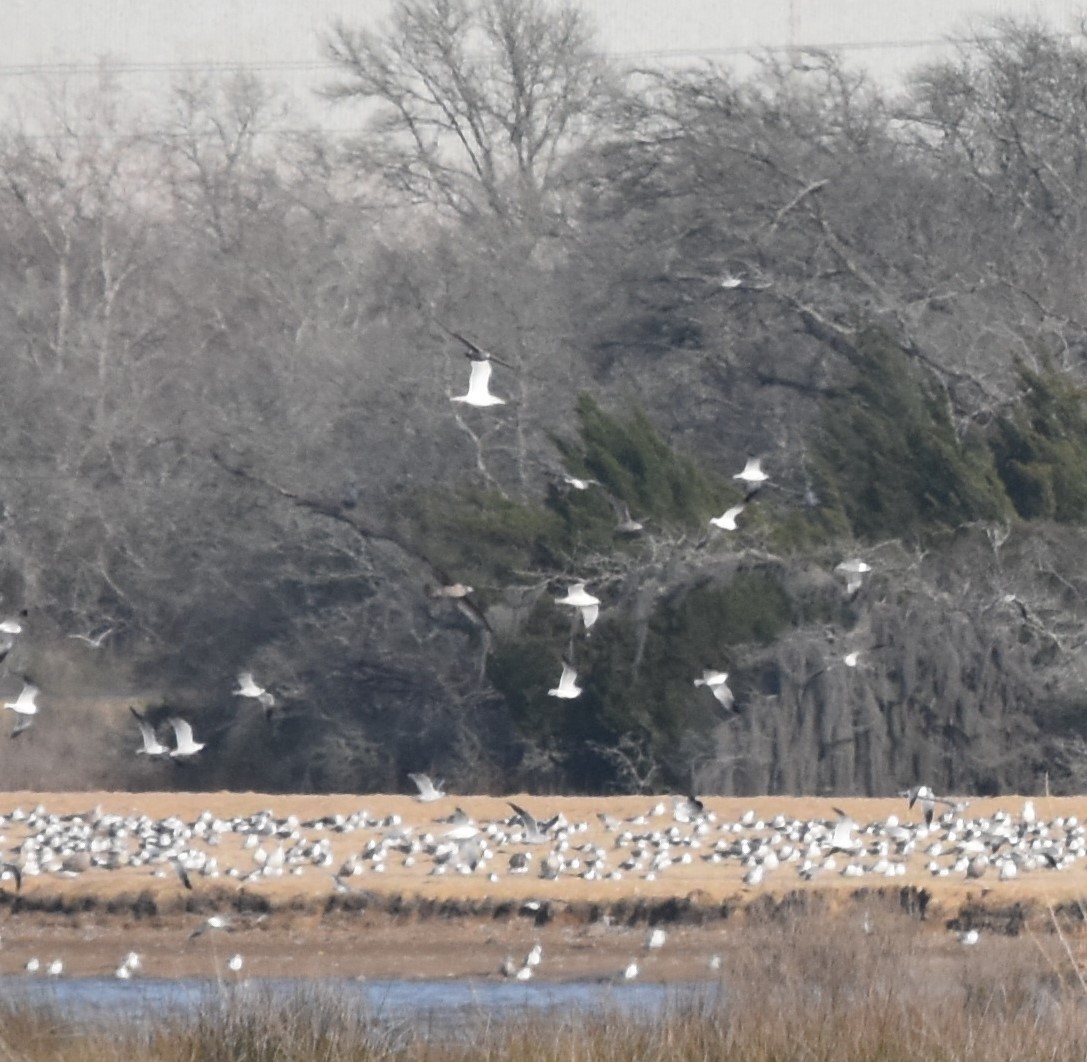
(0, 975, 720, 1034)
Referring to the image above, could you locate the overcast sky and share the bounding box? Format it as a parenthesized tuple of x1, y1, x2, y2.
(0, 0, 1082, 128)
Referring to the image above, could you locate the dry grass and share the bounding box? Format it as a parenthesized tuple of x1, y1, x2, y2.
(5, 911, 1087, 1060)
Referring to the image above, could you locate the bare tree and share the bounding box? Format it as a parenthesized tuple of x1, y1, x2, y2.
(323, 0, 611, 231)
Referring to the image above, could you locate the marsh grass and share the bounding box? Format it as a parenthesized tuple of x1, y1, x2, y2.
(4, 911, 1087, 1060)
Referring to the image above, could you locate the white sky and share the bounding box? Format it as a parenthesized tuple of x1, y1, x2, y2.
(0, 0, 1082, 128)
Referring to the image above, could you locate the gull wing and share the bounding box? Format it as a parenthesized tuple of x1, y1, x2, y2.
(465, 359, 495, 402)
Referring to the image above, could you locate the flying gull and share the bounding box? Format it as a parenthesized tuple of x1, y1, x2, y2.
(555, 582, 600, 631)
(67, 625, 114, 648)
(710, 504, 744, 531)
(130, 707, 169, 757)
(451, 359, 506, 407)
(548, 660, 582, 699)
(168, 717, 205, 759)
(693, 669, 734, 710)
(4, 682, 39, 718)
(733, 457, 769, 500)
(408, 772, 446, 802)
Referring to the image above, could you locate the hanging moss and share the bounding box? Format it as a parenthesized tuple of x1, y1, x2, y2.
(812, 330, 1011, 540)
(991, 362, 1087, 521)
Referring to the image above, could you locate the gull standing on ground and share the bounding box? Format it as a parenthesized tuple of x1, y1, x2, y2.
(693, 669, 734, 711)
(130, 707, 169, 757)
(168, 717, 205, 759)
(556, 582, 601, 632)
(548, 660, 582, 699)
(710, 504, 744, 531)
(733, 457, 769, 500)
(408, 773, 446, 802)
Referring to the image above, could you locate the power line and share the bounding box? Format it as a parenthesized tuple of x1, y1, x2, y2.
(0, 32, 1064, 80)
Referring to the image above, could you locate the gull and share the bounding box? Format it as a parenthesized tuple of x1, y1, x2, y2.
(189, 915, 232, 940)
(612, 501, 645, 536)
(24, 958, 38, 974)
(168, 717, 205, 758)
(439, 323, 514, 370)
(843, 651, 861, 669)
(710, 504, 744, 531)
(227, 953, 244, 972)
(835, 558, 872, 598)
(428, 581, 474, 599)
(9, 715, 32, 738)
(719, 273, 744, 289)
(646, 928, 667, 950)
(693, 669, 734, 711)
(621, 961, 639, 980)
(548, 660, 582, 699)
(130, 707, 170, 757)
(525, 943, 543, 967)
(733, 456, 769, 499)
(0, 617, 22, 664)
(4, 682, 38, 718)
(959, 929, 980, 946)
(451, 358, 505, 407)
(828, 808, 862, 853)
(901, 785, 956, 828)
(560, 474, 598, 491)
(46, 959, 63, 977)
(556, 582, 600, 631)
(508, 802, 549, 844)
(67, 625, 114, 648)
(235, 672, 275, 711)
(408, 772, 446, 802)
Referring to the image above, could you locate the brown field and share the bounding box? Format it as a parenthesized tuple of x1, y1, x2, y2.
(1, 790, 1086, 984)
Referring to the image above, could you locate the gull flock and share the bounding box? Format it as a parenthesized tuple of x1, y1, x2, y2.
(0, 329, 1038, 981)
(0, 789, 1070, 980)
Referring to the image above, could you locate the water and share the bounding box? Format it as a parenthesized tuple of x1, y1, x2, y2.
(0, 974, 720, 1036)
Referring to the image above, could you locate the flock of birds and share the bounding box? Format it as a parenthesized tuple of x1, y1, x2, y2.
(437, 323, 881, 718)
(0, 786, 1070, 980)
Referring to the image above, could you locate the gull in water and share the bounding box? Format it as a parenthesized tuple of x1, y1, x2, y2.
(693, 669, 734, 711)
(710, 504, 744, 531)
(548, 660, 582, 699)
(451, 359, 506, 407)
(168, 717, 205, 758)
(131, 708, 170, 757)
(556, 582, 600, 631)
(4, 682, 39, 718)
(733, 456, 769, 500)
(409, 773, 446, 802)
